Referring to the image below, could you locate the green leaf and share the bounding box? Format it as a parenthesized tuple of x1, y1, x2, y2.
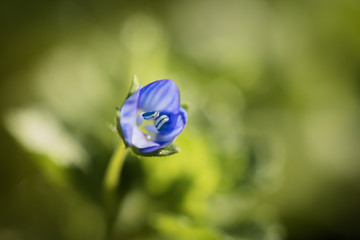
(126, 74, 140, 99)
(131, 143, 180, 157)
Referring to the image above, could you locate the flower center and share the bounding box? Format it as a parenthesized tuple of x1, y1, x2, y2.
(136, 111, 169, 140)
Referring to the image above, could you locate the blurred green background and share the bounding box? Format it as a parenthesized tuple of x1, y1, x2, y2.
(1, 0, 360, 239)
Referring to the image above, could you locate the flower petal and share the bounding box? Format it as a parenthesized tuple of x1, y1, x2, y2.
(131, 127, 160, 149)
(155, 107, 188, 145)
(120, 88, 159, 150)
(139, 145, 162, 153)
(139, 79, 180, 113)
(120, 88, 140, 146)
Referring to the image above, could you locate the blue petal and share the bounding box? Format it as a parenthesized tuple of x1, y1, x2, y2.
(155, 107, 188, 145)
(120, 88, 159, 149)
(139, 145, 162, 153)
(145, 125, 158, 134)
(131, 127, 160, 149)
(138, 79, 180, 113)
(120, 88, 140, 146)
(136, 114, 143, 126)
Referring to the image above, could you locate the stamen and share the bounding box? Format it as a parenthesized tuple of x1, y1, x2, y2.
(142, 111, 159, 120)
(155, 115, 169, 131)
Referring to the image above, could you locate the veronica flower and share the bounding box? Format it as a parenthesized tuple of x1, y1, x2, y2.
(118, 79, 188, 154)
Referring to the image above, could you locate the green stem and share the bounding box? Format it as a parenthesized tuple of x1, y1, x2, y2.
(103, 141, 129, 240)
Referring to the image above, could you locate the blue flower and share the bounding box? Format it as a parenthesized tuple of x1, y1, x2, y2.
(119, 79, 188, 153)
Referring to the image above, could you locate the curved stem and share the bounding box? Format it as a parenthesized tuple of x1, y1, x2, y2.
(103, 141, 129, 240)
